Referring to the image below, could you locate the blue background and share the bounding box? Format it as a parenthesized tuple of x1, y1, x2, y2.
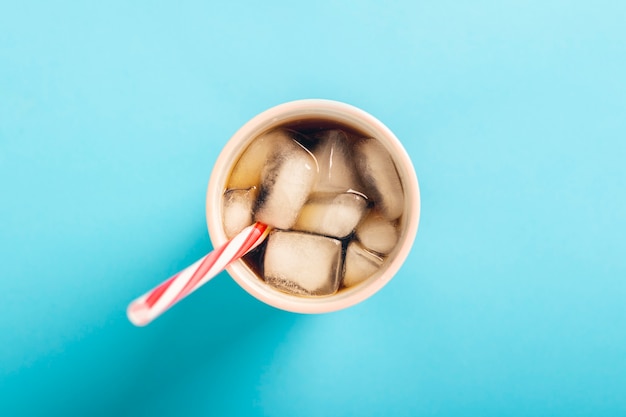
(1, 1, 625, 416)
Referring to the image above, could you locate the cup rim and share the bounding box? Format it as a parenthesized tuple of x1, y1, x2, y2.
(206, 99, 420, 313)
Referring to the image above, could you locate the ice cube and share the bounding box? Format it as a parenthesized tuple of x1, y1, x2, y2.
(311, 130, 363, 193)
(227, 129, 296, 189)
(222, 187, 258, 239)
(263, 230, 342, 296)
(343, 241, 384, 288)
(254, 138, 318, 230)
(354, 138, 404, 220)
(356, 211, 399, 255)
(293, 191, 367, 238)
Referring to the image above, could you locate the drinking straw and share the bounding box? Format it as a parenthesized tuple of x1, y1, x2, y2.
(127, 222, 270, 326)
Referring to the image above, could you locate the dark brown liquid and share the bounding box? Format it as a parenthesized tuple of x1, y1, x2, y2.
(281, 118, 369, 137)
(226, 119, 403, 294)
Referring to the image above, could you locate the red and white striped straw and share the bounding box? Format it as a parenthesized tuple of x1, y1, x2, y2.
(127, 222, 270, 326)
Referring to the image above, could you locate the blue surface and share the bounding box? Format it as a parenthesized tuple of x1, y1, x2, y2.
(1, 1, 625, 416)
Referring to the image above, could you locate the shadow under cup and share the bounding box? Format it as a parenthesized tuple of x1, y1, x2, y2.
(206, 99, 420, 313)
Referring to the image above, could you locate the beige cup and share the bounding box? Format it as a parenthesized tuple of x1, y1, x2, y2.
(206, 99, 420, 313)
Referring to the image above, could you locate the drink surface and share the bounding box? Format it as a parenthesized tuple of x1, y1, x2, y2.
(222, 121, 404, 297)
